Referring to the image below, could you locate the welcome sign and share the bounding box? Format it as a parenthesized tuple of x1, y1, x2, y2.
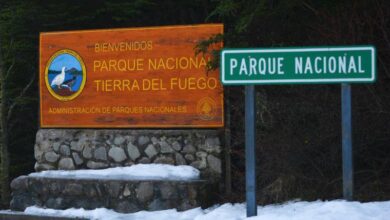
(40, 24, 224, 128)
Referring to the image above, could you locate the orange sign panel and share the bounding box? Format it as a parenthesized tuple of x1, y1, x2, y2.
(39, 24, 224, 128)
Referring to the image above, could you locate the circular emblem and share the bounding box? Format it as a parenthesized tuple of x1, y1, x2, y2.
(45, 49, 86, 101)
(197, 97, 216, 121)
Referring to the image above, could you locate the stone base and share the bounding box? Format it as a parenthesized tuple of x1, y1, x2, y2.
(11, 176, 213, 213)
(34, 129, 222, 181)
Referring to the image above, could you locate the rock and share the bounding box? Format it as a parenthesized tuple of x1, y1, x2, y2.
(86, 161, 108, 169)
(34, 162, 55, 171)
(160, 183, 177, 199)
(184, 154, 195, 162)
(125, 135, 136, 144)
(144, 144, 158, 158)
(154, 156, 175, 165)
(74, 199, 92, 209)
(193, 151, 208, 170)
(45, 197, 64, 209)
(207, 155, 222, 173)
(84, 186, 97, 197)
(35, 130, 44, 142)
(200, 145, 221, 154)
(38, 140, 51, 152)
(34, 145, 44, 161)
(178, 200, 195, 211)
(108, 147, 127, 162)
(136, 182, 154, 203)
(160, 141, 173, 153)
(58, 158, 75, 170)
(106, 139, 113, 145)
(70, 141, 77, 150)
(105, 181, 122, 197)
(10, 195, 36, 211)
(115, 201, 140, 213)
(188, 186, 198, 199)
(44, 152, 60, 163)
(182, 144, 196, 153)
(72, 152, 84, 165)
(10, 176, 28, 190)
(148, 199, 167, 211)
(70, 141, 84, 152)
(151, 136, 158, 145)
(200, 137, 221, 153)
(110, 162, 121, 167)
(47, 129, 64, 140)
(94, 146, 107, 161)
(138, 157, 151, 164)
(123, 185, 131, 197)
(172, 141, 182, 151)
(53, 142, 61, 152)
(64, 183, 83, 196)
(59, 145, 71, 156)
(114, 136, 126, 145)
(125, 161, 135, 166)
(206, 137, 220, 147)
(196, 151, 208, 160)
(127, 143, 141, 161)
(190, 160, 206, 170)
(138, 136, 150, 146)
(82, 146, 92, 159)
(175, 153, 186, 165)
(34, 141, 51, 161)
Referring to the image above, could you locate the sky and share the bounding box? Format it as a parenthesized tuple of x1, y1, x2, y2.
(49, 53, 82, 71)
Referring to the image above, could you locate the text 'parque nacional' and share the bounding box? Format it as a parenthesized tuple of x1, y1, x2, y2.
(221, 46, 375, 85)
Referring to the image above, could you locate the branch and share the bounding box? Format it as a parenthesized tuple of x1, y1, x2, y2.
(5, 39, 14, 58)
(7, 74, 35, 121)
(301, 1, 319, 15)
(5, 59, 14, 80)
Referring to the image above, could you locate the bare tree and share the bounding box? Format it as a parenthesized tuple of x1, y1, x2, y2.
(0, 33, 34, 207)
(0, 28, 11, 207)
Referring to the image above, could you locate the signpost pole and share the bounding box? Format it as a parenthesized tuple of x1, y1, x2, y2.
(245, 85, 257, 217)
(341, 83, 353, 200)
(222, 46, 374, 211)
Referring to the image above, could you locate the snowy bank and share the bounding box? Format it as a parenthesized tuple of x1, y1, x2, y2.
(24, 200, 390, 220)
(28, 164, 200, 181)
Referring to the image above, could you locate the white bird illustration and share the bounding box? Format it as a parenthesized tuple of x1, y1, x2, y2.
(51, 66, 66, 89)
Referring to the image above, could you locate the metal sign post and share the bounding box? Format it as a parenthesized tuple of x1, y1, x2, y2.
(221, 46, 376, 216)
(245, 85, 257, 217)
(341, 83, 353, 200)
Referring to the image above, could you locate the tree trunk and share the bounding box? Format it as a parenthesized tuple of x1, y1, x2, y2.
(0, 32, 10, 208)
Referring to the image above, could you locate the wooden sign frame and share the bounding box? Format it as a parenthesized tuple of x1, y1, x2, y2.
(39, 24, 224, 128)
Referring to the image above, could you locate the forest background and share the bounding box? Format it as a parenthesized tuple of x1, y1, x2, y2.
(0, 0, 389, 209)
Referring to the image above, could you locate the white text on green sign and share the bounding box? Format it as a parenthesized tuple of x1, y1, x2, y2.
(221, 46, 375, 85)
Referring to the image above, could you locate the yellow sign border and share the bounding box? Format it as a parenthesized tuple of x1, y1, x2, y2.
(45, 49, 86, 101)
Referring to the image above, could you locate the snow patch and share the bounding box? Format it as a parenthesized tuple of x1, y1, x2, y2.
(24, 200, 390, 220)
(29, 164, 200, 181)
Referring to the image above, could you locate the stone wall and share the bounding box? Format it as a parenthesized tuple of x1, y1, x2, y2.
(11, 176, 211, 213)
(34, 129, 222, 180)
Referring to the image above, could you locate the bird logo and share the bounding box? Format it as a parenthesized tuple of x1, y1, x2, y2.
(45, 49, 86, 101)
(50, 66, 67, 89)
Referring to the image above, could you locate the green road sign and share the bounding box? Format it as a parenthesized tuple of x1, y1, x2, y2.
(221, 46, 376, 85)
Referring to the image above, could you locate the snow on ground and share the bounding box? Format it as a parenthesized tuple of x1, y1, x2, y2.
(28, 164, 200, 181)
(24, 200, 390, 220)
